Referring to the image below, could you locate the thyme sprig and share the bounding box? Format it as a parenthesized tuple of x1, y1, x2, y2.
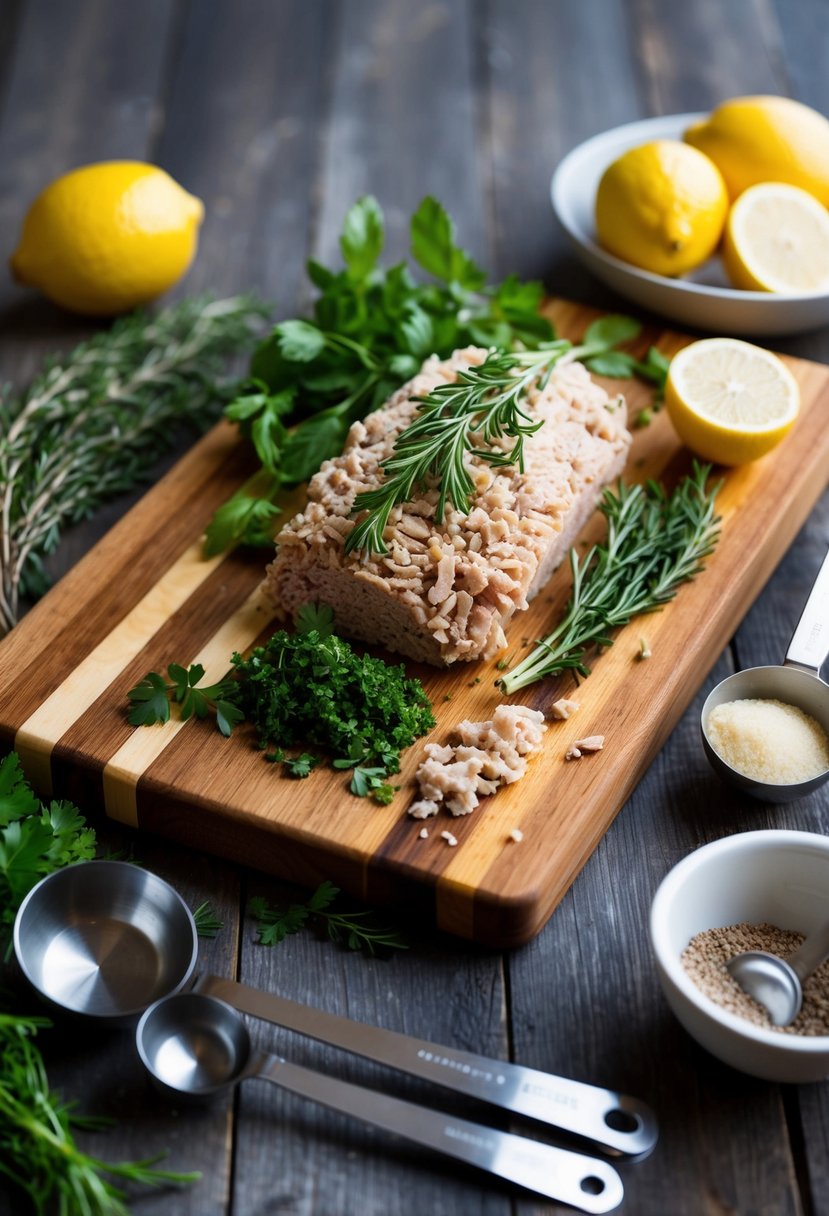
(0, 1012, 199, 1215)
(498, 463, 721, 694)
(345, 315, 655, 556)
(248, 881, 408, 955)
(0, 295, 267, 635)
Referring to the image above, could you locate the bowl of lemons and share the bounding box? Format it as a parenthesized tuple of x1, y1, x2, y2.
(551, 97, 829, 336)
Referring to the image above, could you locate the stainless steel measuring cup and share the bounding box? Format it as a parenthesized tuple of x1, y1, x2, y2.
(701, 546, 829, 801)
(13, 860, 658, 1158)
(136, 991, 625, 1214)
(13, 860, 198, 1025)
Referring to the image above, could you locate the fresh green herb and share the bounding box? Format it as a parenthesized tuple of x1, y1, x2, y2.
(0, 753, 96, 957)
(345, 316, 652, 556)
(498, 463, 721, 694)
(127, 663, 244, 737)
(349, 767, 396, 804)
(231, 604, 434, 793)
(204, 196, 556, 555)
(0, 295, 267, 636)
(285, 752, 321, 779)
(192, 900, 224, 939)
(248, 882, 408, 955)
(0, 1011, 198, 1214)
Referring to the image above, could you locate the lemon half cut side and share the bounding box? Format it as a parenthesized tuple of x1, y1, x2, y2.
(665, 337, 800, 466)
(723, 182, 829, 293)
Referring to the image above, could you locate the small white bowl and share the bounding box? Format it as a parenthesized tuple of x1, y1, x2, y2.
(650, 830, 829, 1082)
(550, 113, 829, 337)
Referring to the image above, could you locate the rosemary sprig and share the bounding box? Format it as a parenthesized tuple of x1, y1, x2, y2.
(345, 315, 652, 556)
(498, 463, 721, 694)
(0, 295, 267, 635)
(249, 881, 409, 955)
(0, 1012, 199, 1215)
(192, 900, 224, 938)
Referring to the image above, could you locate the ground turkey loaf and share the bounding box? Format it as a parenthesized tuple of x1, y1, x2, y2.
(265, 347, 631, 665)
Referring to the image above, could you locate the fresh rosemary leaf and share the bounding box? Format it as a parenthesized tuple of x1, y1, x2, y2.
(498, 462, 721, 694)
(192, 900, 224, 938)
(345, 317, 653, 556)
(0, 294, 267, 636)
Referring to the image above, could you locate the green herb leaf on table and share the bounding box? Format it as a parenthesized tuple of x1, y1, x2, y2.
(192, 900, 224, 939)
(249, 882, 408, 955)
(0, 753, 97, 957)
(498, 462, 721, 693)
(0, 294, 267, 637)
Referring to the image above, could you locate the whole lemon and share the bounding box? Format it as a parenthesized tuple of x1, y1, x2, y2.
(595, 140, 728, 277)
(10, 161, 204, 316)
(684, 95, 829, 204)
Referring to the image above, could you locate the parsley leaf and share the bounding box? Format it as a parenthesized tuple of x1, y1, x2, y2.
(340, 195, 385, 281)
(410, 196, 487, 290)
(0, 753, 97, 955)
(295, 602, 335, 637)
(285, 752, 321, 778)
(127, 665, 243, 736)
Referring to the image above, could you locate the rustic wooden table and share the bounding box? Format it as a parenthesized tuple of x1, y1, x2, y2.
(2, 2, 828, 1213)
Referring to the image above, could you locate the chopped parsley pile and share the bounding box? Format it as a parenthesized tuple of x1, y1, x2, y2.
(231, 604, 435, 802)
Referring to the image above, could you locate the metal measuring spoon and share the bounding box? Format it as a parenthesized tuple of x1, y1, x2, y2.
(726, 920, 829, 1027)
(701, 546, 829, 802)
(137, 992, 624, 1213)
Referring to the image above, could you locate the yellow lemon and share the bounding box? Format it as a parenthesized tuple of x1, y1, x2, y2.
(595, 140, 728, 277)
(10, 161, 204, 316)
(722, 182, 829, 292)
(685, 95, 829, 204)
(665, 337, 799, 466)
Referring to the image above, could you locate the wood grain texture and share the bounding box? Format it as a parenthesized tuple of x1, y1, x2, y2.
(2, 299, 828, 951)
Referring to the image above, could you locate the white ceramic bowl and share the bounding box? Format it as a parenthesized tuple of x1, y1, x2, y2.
(650, 830, 829, 1082)
(551, 113, 829, 337)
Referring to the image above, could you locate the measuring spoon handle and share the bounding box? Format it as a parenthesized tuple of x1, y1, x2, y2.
(254, 1051, 623, 1212)
(785, 545, 829, 674)
(787, 919, 829, 981)
(196, 974, 656, 1157)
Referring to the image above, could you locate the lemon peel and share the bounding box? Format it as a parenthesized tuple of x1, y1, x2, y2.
(665, 337, 799, 466)
(10, 161, 203, 316)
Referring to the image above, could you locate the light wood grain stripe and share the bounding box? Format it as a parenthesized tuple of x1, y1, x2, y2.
(103, 585, 271, 826)
(14, 540, 225, 794)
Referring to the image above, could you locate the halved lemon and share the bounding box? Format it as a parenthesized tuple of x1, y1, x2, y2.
(665, 337, 800, 465)
(722, 182, 829, 293)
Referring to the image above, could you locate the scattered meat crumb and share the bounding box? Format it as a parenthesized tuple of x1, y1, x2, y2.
(550, 698, 580, 720)
(409, 799, 439, 819)
(565, 735, 605, 760)
(440, 830, 458, 847)
(508, 828, 524, 843)
(410, 704, 547, 819)
(638, 637, 651, 660)
(418, 827, 429, 839)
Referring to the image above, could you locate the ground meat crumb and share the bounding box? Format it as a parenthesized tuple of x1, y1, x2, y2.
(550, 698, 580, 720)
(440, 830, 458, 847)
(410, 704, 546, 819)
(418, 827, 429, 839)
(566, 734, 604, 760)
(682, 921, 829, 1036)
(508, 828, 524, 843)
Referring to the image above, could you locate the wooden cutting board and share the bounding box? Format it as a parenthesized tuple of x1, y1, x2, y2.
(2, 299, 828, 947)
